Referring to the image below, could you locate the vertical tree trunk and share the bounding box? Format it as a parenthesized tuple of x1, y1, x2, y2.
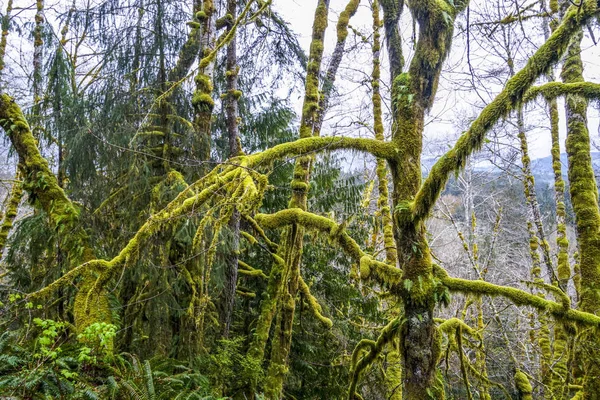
(221, 0, 241, 339)
(562, 28, 600, 399)
(0, 0, 13, 83)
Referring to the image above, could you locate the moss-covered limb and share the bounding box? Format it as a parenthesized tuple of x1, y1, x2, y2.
(456, 326, 475, 400)
(372, 0, 397, 266)
(347, 318, 401, 400)
(0, 94, 90, 262)
(437, 317, 478, 337)
(239, 260, 267, 279)
(0, 0, 13, 81)
(241, 213, 278, 252)
(220, 0, 243, 340)
(32, 162, 264, 299)
(32, 0, 44, 107)
(517, 109, 557, 285)
(528, 280, 571, 310)
(405, 0, 467, 110)
(550, 321, 571, 400)
(475, 298, 492, 400)
(0, 170, 22, 258)
(438, 273, 600, 327)
(249, 136, 396, 167)
(167, 1, 203, 84)
(541, 84, 572, 293)
(379, 0, 404, 82)
(515, 369, 534, 400)
(384, 343, 402, 400)
(264, 226, 305, 399)
(524, 82, 600, 102)
(244, 247, 286, 387)
(515, 101, 556, 394)
(298, 275, 333, 328)
(313, 0, 360, 136)
(192, 0, 217, 166)
(412, 4, 599, 222)
(28, 259, 109, 299)
(254, 208, 401, 284)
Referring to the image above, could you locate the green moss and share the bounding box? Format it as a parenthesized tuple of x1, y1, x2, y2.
(440, 273, 600, 326)
(192, 92, 214, 109)
(385, 344, 402, 400)
(336, 0, 360, 42)
(0, 0, 13, 75)
(348, 318, 401, 400)
(0, 174, 22, 257)
(514, 370, 533, 400)
(299, 275, 333, 328)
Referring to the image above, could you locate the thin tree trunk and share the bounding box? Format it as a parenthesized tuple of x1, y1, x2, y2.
(221, 0, 241, 339)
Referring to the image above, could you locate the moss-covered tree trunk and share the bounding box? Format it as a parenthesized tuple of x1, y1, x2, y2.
(220, 0, 241, 339)
(562, 28, 600, 399)
(262, 1, 330, 397)
(383, 1, 468, 397)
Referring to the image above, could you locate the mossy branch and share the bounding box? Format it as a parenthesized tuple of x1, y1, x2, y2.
(437, 317, 478, 337)
(0, 94, 91, 262)
(29, 159, 267, 300)
(412, 5, 600, 222)
(524, 82, 600, 102)
(248, 136, 397, 166)
(254, 208, 402, 286)
(436, 269, 600, 327)
(239, 260, 268, 279)
(348, 318, 401, 399)
(0, 170, 22, 258)
(299, 275, 333, 328)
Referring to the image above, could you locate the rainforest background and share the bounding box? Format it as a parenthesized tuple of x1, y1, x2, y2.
(2, 0, 600, 399)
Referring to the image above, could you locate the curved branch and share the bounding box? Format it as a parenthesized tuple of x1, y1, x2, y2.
(412, 4, 600, 221)
(254, 208, 402, 284)
(299, 275, 333, 328)
(248, 136, 397, 166)
(0, 94, 91, 261)
(348, 318, 401, 400)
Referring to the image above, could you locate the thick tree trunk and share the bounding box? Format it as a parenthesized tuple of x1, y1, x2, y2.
(562, 29, 600, 399)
